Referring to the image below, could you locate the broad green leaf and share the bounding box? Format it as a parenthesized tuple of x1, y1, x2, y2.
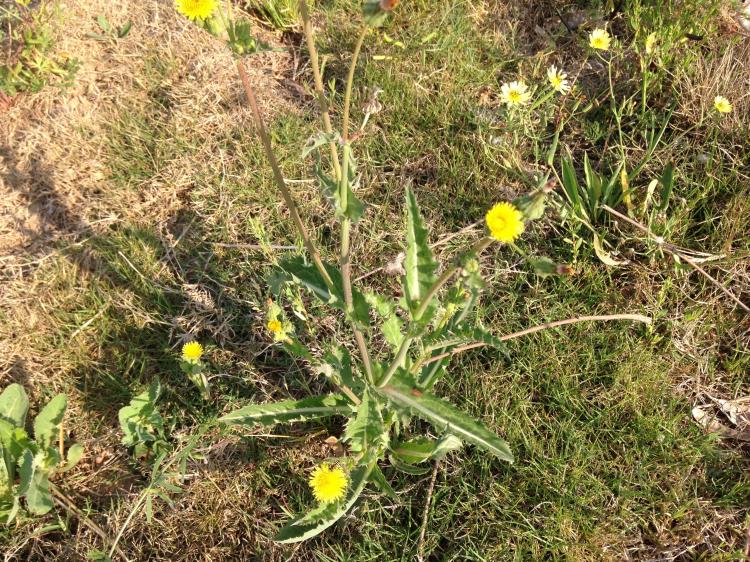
(277, 256, 370, 329)
(343, 390, 387, 453)
(33, 394, 66, 450)
(302, 131, 340, 159)
(369, 465, 399, 502)
(402, 187, 438, 322)
(391, 434, 462, 465)
(365, 292, 404, 352)
(583, 152, 602, 206)
(314, 164, 365, 223)
(560, 153, 586, 221)
(274, 460, 374, 543)
(220, 394, 352, 426)
(378, 372, 513, 462)
(25, 470, 53, 515)
(0, 384, 29, 428)
(60, 443, 84, 472)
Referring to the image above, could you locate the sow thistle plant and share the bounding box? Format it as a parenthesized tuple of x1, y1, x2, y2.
(175, 0, 650, 543)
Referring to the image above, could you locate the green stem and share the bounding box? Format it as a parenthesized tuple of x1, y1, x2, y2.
(338, 27, 373, 384)
(300, 0, 341, 180)
(236, 60, 335, 292)
(377, 236, 495, 387)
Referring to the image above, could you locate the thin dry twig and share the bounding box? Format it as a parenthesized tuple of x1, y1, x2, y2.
(416, 460, 440, 562)
(416, 313, 652, 369)
(601, 204, 749, 313)
(51, 487, 128, 561)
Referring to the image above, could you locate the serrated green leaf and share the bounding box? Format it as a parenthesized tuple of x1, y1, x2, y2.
(220, 394, 352, 426)
(403, 187, 438, 322)
(33, 394, 66, 450)
(274, 460, 374, 543)
(378, 371, 513, 462)
(0, 384, 29, 428)
(343, 390, 387, 453)
(277, 256, 370, 328)
(302, 131, 340, 159)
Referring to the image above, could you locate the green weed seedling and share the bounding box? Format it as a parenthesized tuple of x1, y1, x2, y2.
(118, 380, 170, 460)
(0, 384, 82, 524)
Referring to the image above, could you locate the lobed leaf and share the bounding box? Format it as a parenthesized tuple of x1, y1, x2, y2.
(343, 390, 387, 453)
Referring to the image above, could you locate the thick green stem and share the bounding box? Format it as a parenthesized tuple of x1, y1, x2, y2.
(236, 60, 335, 292)
(299, 0, 341, 180)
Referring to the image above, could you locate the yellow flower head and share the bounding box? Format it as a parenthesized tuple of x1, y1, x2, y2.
(309, 464, 348, 503)
(500, 81, 532, 106)
(547, 65, 570, 94)
(589, 28, 611, 51)
(486, 202, 525, 243)
(175, 0, 217, 21)
(714, 95, 732, 114)
(181, 341, 203, 362)
(645, 32, 657, 55)
(267, 319, 283, 334)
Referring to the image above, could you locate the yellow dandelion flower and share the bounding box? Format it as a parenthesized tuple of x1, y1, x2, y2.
(547, 65, 570, 94)
(175, 0, 217, 21)
(486, 202, 525, 243)
(267, 319, 283, 334)
(714, 95, 732, 114)
(181, 341, 203, 362)
(589, 28, 611, 51)
(645, 32, 657, 55)
(500, 81, 532, 106)
(309, 464, 348, 503)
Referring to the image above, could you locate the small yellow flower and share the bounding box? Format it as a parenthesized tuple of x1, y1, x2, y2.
(500, 81, 532, 106)
(713, 95, 732, 114)
(267, 319, 283, 334)
(308, 464, 348, 503)
(181, 341, 203, 362)
(175, 0, 217, 21)
(547, 65, 570, 94)
(589, 28, 611, 51)
(485, 202, 525, 243)
(645, 32, 657, 55)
